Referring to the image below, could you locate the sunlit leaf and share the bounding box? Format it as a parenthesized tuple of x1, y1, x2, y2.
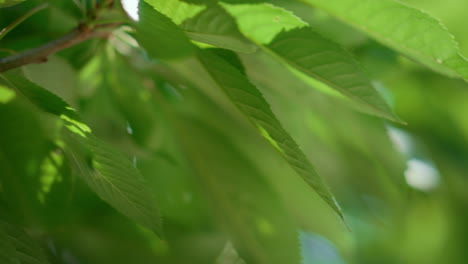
(144, 0, 205, 25)
(222, 3, 399, 122)
(221, 2, 307, 44)
(301, 0, 468, 80)
(0, 85, 15, 104)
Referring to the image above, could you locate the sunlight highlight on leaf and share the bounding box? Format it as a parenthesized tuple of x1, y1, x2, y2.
(60, 114, 92, 135)
(0, 85, 15, 104)
(221, 3, 307, 44)
(257, 124, 284, 154)
(38, 152, 63, 203)
(144, 0, 205, 25)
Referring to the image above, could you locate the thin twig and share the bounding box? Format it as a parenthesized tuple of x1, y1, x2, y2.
(0, 23, 121, 73)
(71, 0, 86, 18)
(0, 3, 49, 41)
(0, 48, 17, 55)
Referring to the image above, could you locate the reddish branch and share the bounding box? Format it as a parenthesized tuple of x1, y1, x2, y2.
(0, 23, 120, 73)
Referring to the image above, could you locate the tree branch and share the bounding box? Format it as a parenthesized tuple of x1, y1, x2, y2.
(0, 23, 120, 73)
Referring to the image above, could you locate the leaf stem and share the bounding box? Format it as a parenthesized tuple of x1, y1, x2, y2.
(0, 3, 49, 41)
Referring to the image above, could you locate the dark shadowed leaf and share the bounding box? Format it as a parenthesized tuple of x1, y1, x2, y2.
(0, 0, 27, 8)
(0, 211, 50, 264)
(182, 5, 256, 53)
(65, 132, 163, 235)
(137, 1, 195, 60)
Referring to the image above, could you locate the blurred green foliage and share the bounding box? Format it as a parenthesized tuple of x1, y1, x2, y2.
(1, 0, 468, 263)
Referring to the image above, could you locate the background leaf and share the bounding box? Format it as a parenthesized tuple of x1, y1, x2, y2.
(0, 211, 50, 264)
(174, 116, 301, 264)
(0, 0, 27, 8)
(65, 133, 163, 235)
(2, 72, 163, 235)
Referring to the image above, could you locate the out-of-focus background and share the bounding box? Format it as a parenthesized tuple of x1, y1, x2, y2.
(274, 0, 468, 263)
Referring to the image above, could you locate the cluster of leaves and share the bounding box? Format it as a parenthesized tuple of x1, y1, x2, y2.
(1, 0, 468, 263)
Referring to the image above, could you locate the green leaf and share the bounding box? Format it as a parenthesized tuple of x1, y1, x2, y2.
(267, 27, 399, 121)
(175, 116, 301, 264)
(0, 0, 26, 7)
(0, 85, 15, 104)
(2, 2, 347, 237)
(65, 133, 163, 235)
(2, 73, 163, 235)
(144, 0, 205, 25)
(208, 48, 247, 74)
(2, 72, 82, 123)
(240, 50, 405, 233)
(181, 5, 257, 53)
(222, 3, 399, 121)
(147, 0, 257, 53)
(137, 1, 195, 60)
(0, 93, 48, 220)
(197, 49, 344, 219)
(0, 213, 50, 264)
(0, 226, 16, 263)
(102, 53, 158, 146)
(300, 0, 468, 80)
(180, 0, 217, 4)
(221, 2, 307, 44)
